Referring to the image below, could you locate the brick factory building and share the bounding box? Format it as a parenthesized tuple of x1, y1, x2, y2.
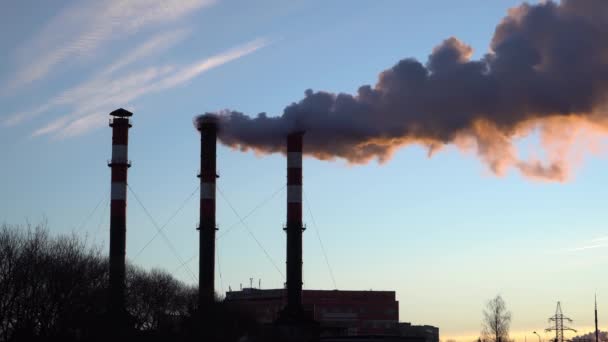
(225, 288, 437, 340)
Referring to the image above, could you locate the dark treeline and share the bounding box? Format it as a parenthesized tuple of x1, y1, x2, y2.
(0, 222, 259, 342)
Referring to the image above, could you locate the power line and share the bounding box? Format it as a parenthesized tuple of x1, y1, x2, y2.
(131, 186, 199, 261)
(303, 190, 338, 289)
(217, 185, 285, 278)
(127, 184, 197, 283)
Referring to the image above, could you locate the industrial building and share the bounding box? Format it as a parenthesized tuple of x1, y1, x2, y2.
(397, 323, 439, 342)
(225, 288, 438, 341)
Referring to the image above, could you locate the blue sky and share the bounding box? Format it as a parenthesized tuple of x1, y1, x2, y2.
(1, 0, 607, 339)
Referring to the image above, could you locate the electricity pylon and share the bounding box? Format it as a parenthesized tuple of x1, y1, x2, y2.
(546, 302, 577, 342)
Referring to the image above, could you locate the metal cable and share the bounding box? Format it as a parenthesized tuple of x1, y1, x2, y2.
(217, 185, 285, 278)
(217, 184, 285, 240)
(217, 240, 224, 295)
(304, 190, 338, 289)
(174, 184, 286, 274)
(132, 185, 199, 261)
(127, 184, 198, 283)
(76, 190, 109, 232)
(94, 195, 111, 240)
(173, 253, 196, 274)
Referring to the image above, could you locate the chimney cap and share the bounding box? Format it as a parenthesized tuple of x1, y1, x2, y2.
(109, 108, 133, 117)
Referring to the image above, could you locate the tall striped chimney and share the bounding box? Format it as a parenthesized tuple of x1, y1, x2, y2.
(197, 115, 218, 308)
(108, 108, 132, 318)
(285, 131, 304, 315)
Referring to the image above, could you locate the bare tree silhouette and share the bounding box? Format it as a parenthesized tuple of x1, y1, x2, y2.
(0, 222, 262, 342)
(482, 295, 512, 342)
(0, 223, 108, 340)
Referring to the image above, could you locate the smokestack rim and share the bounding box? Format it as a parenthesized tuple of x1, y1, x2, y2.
(287, 130, 305, 137)
(195, 113, 220, 132)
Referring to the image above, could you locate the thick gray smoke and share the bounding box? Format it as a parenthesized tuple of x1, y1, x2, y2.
(196, 0, 608, 181)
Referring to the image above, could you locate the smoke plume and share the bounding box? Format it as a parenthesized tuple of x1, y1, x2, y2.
(196, 0, 608, 181)
(571, 331, 608, 342)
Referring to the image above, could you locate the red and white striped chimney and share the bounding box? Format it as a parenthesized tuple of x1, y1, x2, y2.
(197, 115, 218, 308)
(285, 131, 304, 315)
(108, 108, 132, 318)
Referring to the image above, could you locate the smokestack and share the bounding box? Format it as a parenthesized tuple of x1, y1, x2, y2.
(197, 114, 218, 308)
(596, 294, 599, 342)
(284, 131, 304, 315)
(108, 108, 132, 320)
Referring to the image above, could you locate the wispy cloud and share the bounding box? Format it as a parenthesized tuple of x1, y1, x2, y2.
(146, 38, 269, 90)
(29, 65, 176, 137)
(57, 113, 107, 139)
(4, 104, 55, 127)
(5, 28, 188, 127)
(5, 0, 214, 91)
(28, 37, 269, 138)
(566, 243, 608, 253)
(99, 28, 190, 77)
(562, 235, 608, 253)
